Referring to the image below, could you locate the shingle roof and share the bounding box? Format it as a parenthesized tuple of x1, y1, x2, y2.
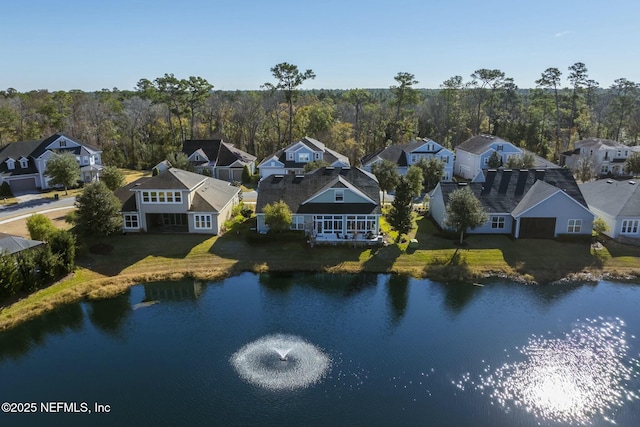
(511, 180, 562, 217)
(189, 177, 240, 212)
(579, 179, 640, 218)
(31, 133, 100, 159)
(182, 139, 256, 167)
(259, 137, 349, 168)
(132, 168, 207, 190)
(114, 177, 152, 211)
(0, 140, 42, 175)
(438, 168, 586, 214)
(575, 138, 625, 150)
(456, 134, 510, 155)
(361, 138, 449, 167)
(0, 233, 44, 255)
(257, 167, 380, 215)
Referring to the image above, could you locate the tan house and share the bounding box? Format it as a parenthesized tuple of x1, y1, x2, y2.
(115, 168, 240, 235)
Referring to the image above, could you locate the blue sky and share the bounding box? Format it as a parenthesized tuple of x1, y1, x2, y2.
(3, 0, 639, 91)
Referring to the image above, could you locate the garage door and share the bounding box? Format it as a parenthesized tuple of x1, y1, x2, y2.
(217, 169, 231, 182)
(8, 177, 37, 193)
(519, 217, 556, 239)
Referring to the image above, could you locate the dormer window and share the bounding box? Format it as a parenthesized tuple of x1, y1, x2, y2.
(20, 158, 28, 168)
(335, 190, 344, 203)
(6, 159, 15, 170)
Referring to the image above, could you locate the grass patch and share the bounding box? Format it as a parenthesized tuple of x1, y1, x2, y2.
(3, 214, 640, 331)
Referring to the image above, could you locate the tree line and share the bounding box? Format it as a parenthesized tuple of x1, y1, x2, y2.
(1, 62, 639, 169)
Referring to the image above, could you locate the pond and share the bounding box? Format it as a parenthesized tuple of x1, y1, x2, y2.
(1, 273, 639, 427)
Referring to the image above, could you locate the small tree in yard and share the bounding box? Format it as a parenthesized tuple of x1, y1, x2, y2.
(505, 152, 535, 169)
(574, 156, 596, 182)
(26, 214, 56, 241)
(75, 181, 122, 237)
(101, 166, 125, 191)
(388, 176, 414, 237)
(263, 200, 292, 233)
(445, 186, 489, 245)
(624, 152, 640, 176)
(405, 165, 423, 198)
(45, 152, 80, 195)
(242, 165, 252, 184)
(415, 157, 445, 192)
(487, 151, 501, 168)
(592, 217, 608, 239)
(371, 159, 399, 204)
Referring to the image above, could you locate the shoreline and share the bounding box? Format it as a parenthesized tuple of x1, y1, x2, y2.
(1, 261, 638, 333)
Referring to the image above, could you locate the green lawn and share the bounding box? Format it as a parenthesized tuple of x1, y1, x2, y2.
(2, 213, 640, 331)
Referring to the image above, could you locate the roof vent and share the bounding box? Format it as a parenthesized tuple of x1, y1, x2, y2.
(630, 181, 636, 185)
(606, 179, 614, 184)
(458, 182, 468, 187)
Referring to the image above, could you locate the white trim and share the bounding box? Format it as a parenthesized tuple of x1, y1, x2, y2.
(567, 219, 582, 233)
(513, 189, 594, 219)
(123, 213, 140, 229)
(194, 213, 212, 230)
(140, 190, 183, 204)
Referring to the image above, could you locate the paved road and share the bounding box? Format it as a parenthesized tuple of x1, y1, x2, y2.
(0, 196, 76, 222)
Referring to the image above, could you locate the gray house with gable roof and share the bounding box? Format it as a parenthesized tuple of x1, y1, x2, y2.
(256, 167, 381, 241)
(115, 168, 240, 235)
(258, 137, 350, 178)
(181, 139, 256, 182)
(579, 179, 640, 240)
(0, 133, 102, 193)
(430, 169, 594, 239)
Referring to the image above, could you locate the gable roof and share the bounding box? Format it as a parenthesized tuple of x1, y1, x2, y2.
(0, 233, 44, 255)
(361, 138, 451, 167)
(256, 167, 380, 215)
(259, 137, 349, 168)
(182, 139, 256, 167)
(511, 180, 563, 217)
(455, 134, 512, 155)
(575, 138, 626, 150)
(115, 171, 239, 213)
(579, 179, 640, 218)
(31, 133, 100, 159)
(132, 168, 207, 191)
(438, 168, 587, 214)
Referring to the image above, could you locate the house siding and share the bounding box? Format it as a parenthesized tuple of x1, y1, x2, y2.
(472, 214, 514, 234)
(515, 192, 593, 237)
(428, 184, 447, 228)
(306, 188, 372, 204)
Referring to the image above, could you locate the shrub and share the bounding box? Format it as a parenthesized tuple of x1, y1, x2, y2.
(26, 214, 56, 241)
(0, 181, 13, 197)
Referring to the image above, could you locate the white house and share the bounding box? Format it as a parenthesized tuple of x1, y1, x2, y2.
(258, 137, 350, 178)
(561, 138, 640, 176)
(579, 179, 640, 240)
(454, 134, 557, 180)
(361, 138, 454, 181)
(0, 133, 102, 193)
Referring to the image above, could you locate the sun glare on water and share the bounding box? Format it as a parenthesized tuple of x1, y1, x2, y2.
(456, 318, 640, 424)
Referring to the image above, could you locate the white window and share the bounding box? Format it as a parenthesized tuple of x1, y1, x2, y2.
(287, 152, 294, 160)
(411, 154, 417, 163)
(491, 216, 505, 229)
(314, 152, 321, 160)
(20, 159, 28, 168)
(195, 154, 200, 161)
(298, 153, 310, 162)
(335, 189, 344, 202)
(83, 155, 89, 164)
(497, 144, 503, 151)
(601, 165, 609, 174)
(141, 191, 182, 204)
(6, 159, 15, 170)
(567, 219, 582, 233)
(621, 220, 639, 234)
(194, 214, 212, 229)
(123, 214, 139, 229)
(290, 216, 305, 230)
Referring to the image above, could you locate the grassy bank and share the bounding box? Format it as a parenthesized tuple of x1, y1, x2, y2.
(2, 215, 640, 331)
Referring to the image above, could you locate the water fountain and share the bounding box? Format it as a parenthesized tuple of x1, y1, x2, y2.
(230, 334, 331, 391)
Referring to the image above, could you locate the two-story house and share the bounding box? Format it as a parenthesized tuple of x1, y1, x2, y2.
(454, 134, 557, 181)
(258, 137, 350, 178)
(115, 168, 240, 235)
(0, 133, 102, 193)
(560, 138, 640, 176)
(181, 139, 256, 182)
(361, 138, 454, 181)
(256, 167, 381, 243)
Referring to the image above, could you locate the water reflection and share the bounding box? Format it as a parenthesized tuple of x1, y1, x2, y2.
(259, 272, 377, 297)
(456, 317, 640, 424)
(441, 282, 481, 314)
(87, 290, 132, 337)
(386, 274, 409, 323)
(142, 280, 204, 301)
(0, 303, 84, 361)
